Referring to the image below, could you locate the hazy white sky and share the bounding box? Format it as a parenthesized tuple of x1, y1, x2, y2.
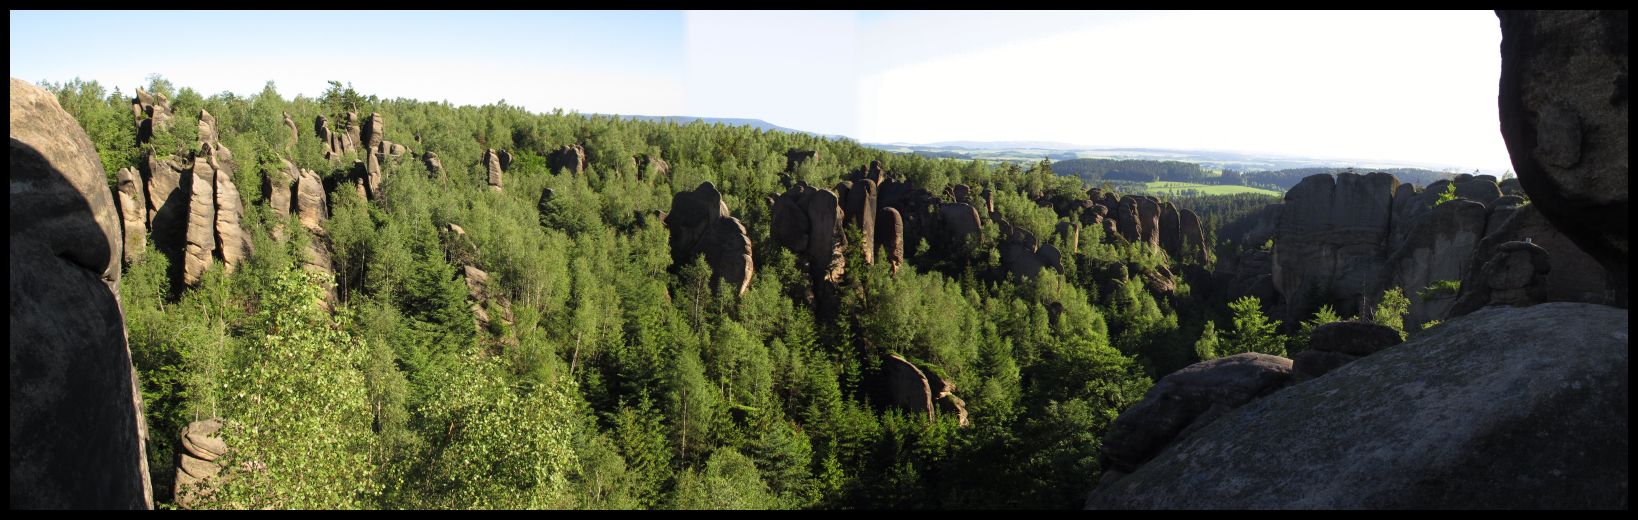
(10, 10, 1510, 171)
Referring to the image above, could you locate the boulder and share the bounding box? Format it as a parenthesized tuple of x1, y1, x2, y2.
(1099, 353, 1294, 475)
(1480, 240, 1553, 307)
(115, 167, 147, 265)
(1086, 303, 1628, 509)
(1272, 172, 1399, 322)
(1498, 11, 1628, 299)
(10, 77, 153, 509)
(1305, 320, 1402, 356)
(423, 151, 444, 179)
(1447, 204, 1617, 317)
(883, 354, 934, 421)
(183, 154, 217, 287)
(173, 419, 226, 508)
(1289, 349, 1358, 382)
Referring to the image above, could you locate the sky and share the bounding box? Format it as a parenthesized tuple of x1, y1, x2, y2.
(10, 10, 1511, 172)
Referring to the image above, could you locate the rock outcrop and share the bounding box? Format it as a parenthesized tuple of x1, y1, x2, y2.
(484, 148, 503, 190)
(665, 182, 754, 294)
(115, 166, 147, 265)
(1447, 204, 1617, 317)
(1498, 10, 1628, 301)
(423, 151, 444, 179)
(173, 419, 226, 508)
(282, 111, 297, 150)
(1272, 172, 1399, 321)
(883, 354, 934, 422)
(1178, 208, 1210, 265)
(1376, 199, 1489, 329)
(1098, 353, 1294, 477)
(1290, 320, 1402, 381)
(550, 144, 587, 174)
(877, 207, 904, 272)
(182, 155, 218, 286)
(11, 77, 153, 509)
(361, 112, 384, 151)
(771, 183, 847, 286)
(209, 146, 251, 272)
(638, 154, 669, 181)
(841, 178, 878, 265)
(1086, 303, 1628, 509)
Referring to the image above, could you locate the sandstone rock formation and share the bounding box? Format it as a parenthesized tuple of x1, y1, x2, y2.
(131, 87, 171, 144)
(210, 146, 251, 272)
(423, 151, 444, 179)
(1098, 353, 1294, 477)
(1272, 172, 1398, 321)
(842, 178, 878, 264)
(361, 112, 384, 151)
(666, 182, 755, 294)
(1178, 208, 1210, 265)
(143, 153, 189, 253)
(115, 166, 147, 265)
(550, 144, 587, 174)
(1086, 303, 1628, 509)
(183, 154, 218, 287)
(1290, 320, 1402, 381)
(267, 158, 295, 219)
(1447, 204, 1616, 316)
(343, 111, 361, 153)
(883, 354, 934, 421)
(173, 419, 226, 508)
(1377, 199, 1489, 329)
(498, 149, 512, 172)
(11, 77, 153, 509)
(877, 207, 904, 272)
(1498, 10, 1628, 301)
(638, 153, 669, 181)
(282, 111, 297, 150)
(484, 148, 503, 190)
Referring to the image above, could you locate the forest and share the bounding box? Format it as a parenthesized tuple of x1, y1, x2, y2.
(46, 77, 1381, 510)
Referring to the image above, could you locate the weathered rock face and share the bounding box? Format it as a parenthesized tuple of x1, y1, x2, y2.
(422, 151, 444, 179)
(549, 144, 587, 174)
(937, 202, 982, 247)
(210, 148, 251, 272)
(785, 149, 818, 172)
(183, 154, 218, 287)
(173, 419, 226, 508)
(294, 167, 328, 231)
(364, 150, 383, 199)
(1158, 202, 1180, 256)
(143, 153, 189, 254)
(10, 77, 153, 509)
(1086, 303, 1628, 509)
(1273, 172, 1399, 321)
(1448, 204, 1617, 317)
(115, 167, 148, 265)
(1115, 196, 1141, 244)
(1482, 240, 1553, 306)
(343, 111, 361, 154)
(665, 182, 755, 294)
(361, 112, 384, 151)
(282, 111, 297, 150)
(1055, 220, 1081, 253)
(937, 394, 970, 428)
(1136, 197, 1161, 251)
(843, 178, 878, 265)
(1178, 208, 1210, 265)
(484, 148, 503, 190)
(1498, 11, 1628, 299)
(131, 87, 171, 144)
(883, 355, 934, 421)
(197, 109, 219, 147)
(1099, 353, 1294, 475)
(1376, 199, 1489, 329)
(877, 207, 904, 272)
(1291, 320, 1402, 381)
(806, 189, 846, 284)
(267, 158, 295, 218)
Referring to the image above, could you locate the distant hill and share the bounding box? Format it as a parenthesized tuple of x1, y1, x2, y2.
(600, 115, 850, 140)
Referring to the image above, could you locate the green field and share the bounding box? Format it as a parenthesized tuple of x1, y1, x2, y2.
(1137, 181, 1283, 197)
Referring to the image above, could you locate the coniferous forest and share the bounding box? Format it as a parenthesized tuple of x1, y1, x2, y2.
(46, 77, 1302, 509)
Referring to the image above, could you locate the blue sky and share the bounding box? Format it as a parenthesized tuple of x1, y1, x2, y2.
(11, 10, 1511, 172)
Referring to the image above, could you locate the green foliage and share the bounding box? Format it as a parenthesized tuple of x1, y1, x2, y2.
(1194, 320, 1220, 361)
(1419, 279, 1461, 300)
(1433, 182, 1458, 206)
(1290, 304, 1344, 356)
(1372, 287, 1412, 341)
(1219, 296, 1287, 357)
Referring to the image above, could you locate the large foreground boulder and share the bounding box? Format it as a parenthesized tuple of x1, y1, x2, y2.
(10, 77, 153, 509)
(1498, 10, 1628, 301)
(1098, 353, 1294, 476)
(1087, 302, 1628, 509)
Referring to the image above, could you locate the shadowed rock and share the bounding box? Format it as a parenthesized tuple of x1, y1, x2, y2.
(1099, 353, 1294, 475)
(115, 166, 147, 265)
(883, 354, 934, 421)
(11, 76, 153, 509)
(1498, 10, 1628, 301)
(666, 182, 755, 294)
(1087, 303, 1628, 509)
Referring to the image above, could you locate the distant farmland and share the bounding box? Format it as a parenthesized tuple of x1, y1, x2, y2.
(1134, 181, 1283, 197)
